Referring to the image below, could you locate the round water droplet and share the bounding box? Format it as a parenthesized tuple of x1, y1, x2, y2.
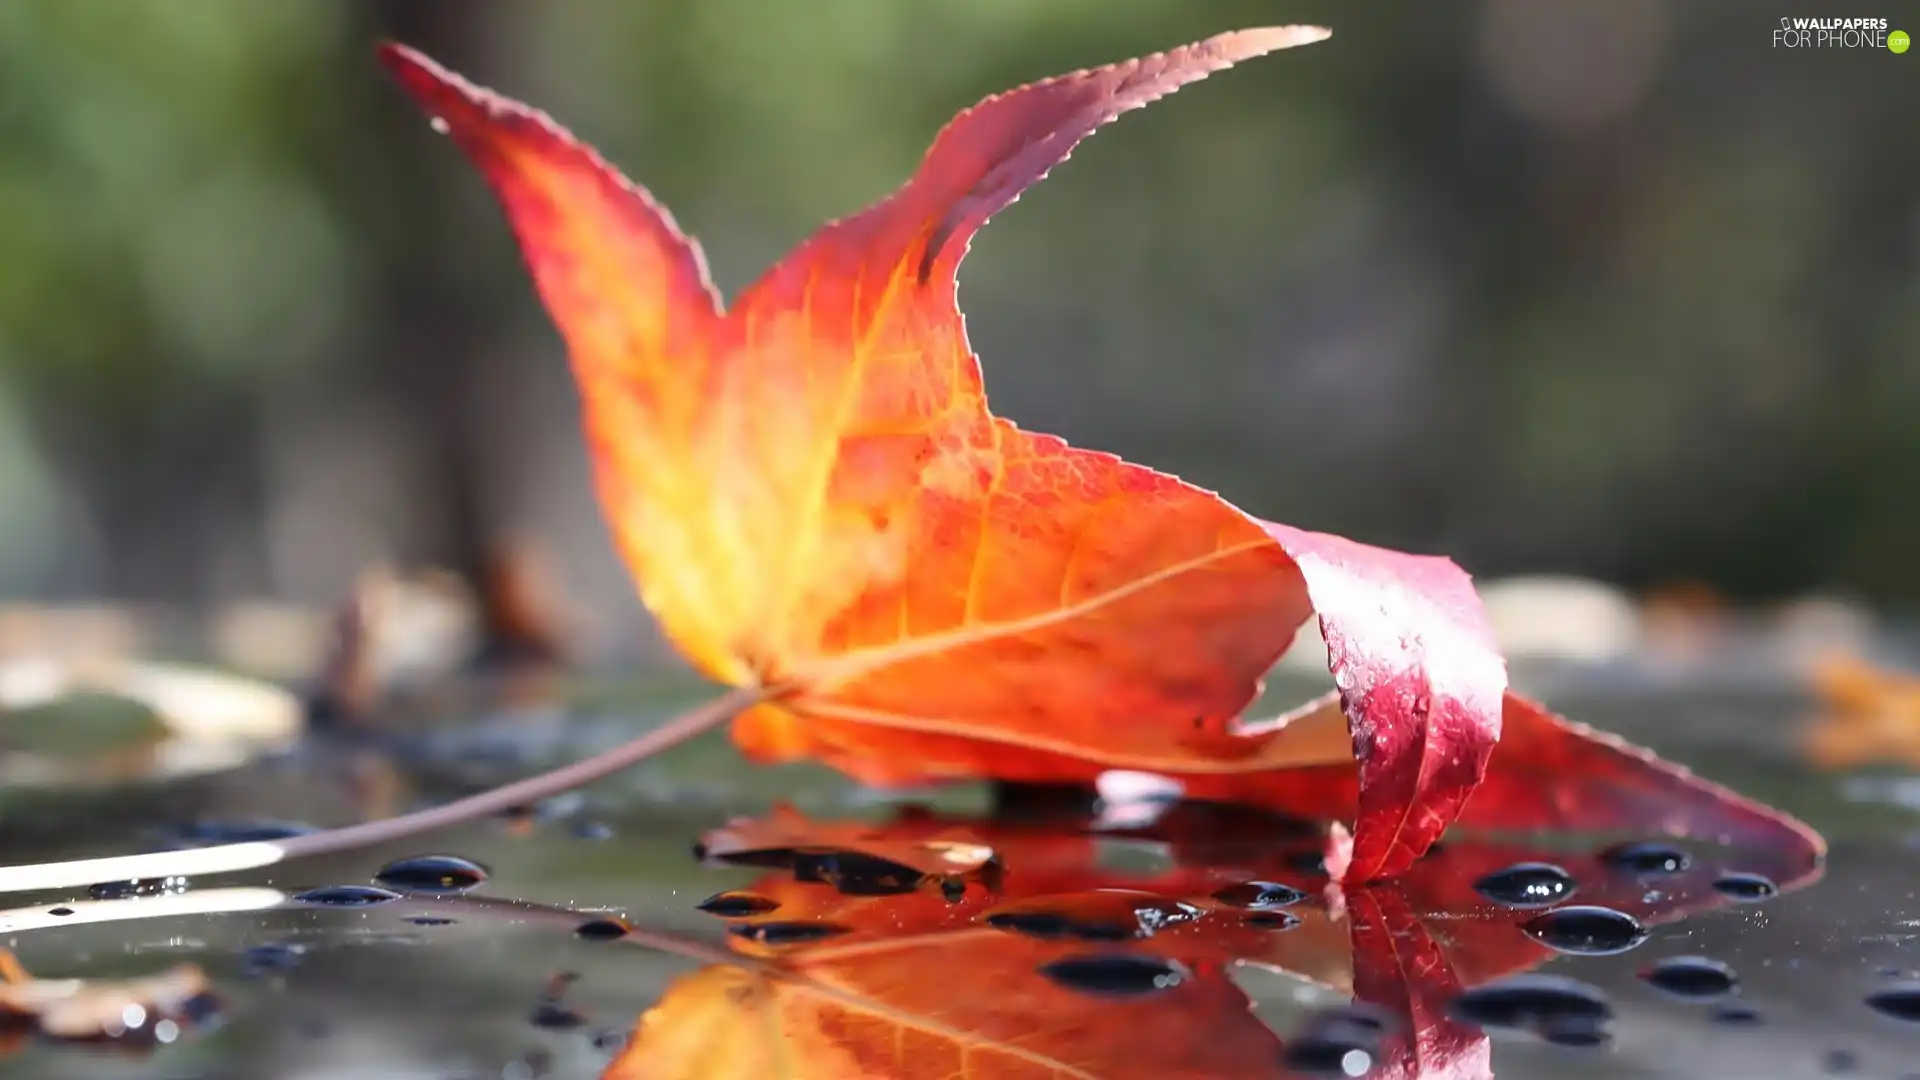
(293, 885, 400, 907)
(1449, 973, 1613, 1030)
(1211, 881, 1308, 909)
(373, 854, 488, 895)
(47, 906, 73, 917)
(1599, 840, 1690, 875)
(696, 891, 780, 918)
(1038, 954, 1190, 997)
(1713, 1002, 1764, 1026)
(1522, 905, 1647, 955)
(1474, 862, 1577, 908)
(1865, 983, 1920, 1023)
(1640, 956, 1738, 1001)
(727, 921, 850, 946)
(1712, 872, 1777, 903)
(574, 917, 631, 940)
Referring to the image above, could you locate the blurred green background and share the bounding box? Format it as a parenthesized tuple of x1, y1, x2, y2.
(1, 0, 1916, 631)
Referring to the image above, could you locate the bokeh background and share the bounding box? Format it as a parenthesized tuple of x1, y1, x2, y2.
(2, 0, 1917, 654)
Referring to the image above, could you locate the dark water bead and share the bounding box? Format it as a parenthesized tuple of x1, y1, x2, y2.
(592, 1029, 628, 1053)
(1521, 905, 1648, 955)
(1865, 983, 1920, 1023)
(573, 918, 632, 941)
(529, 1002, 586, 1030)
(242, 942, 307, 975)
(406, 916, 456, 926)
(1537, 1014, 1612, 1049)
(1473, 862, 1577, 909)
(794, 850, 924, 896)
(1211, 881, 1308, 909)
(1038, 954, 1189, 997)
(1246, 911, 1301, 930)
(939, 878, 967, 903)
(726, 921, 850, 946)
(373, 854, 489, 895)
(1713, 1002, 1764, 1026)
(1449, 974, 1613, 1030)
(987, 911, 1092, 940)
(293, 885, 401, 907)
(1600, 840, 1691, 875)
(47, 907, 73, 917)
(1640, 956, 1738, 1001)
(696, 891, 780, 918)
(1712, 873, 1778, 903)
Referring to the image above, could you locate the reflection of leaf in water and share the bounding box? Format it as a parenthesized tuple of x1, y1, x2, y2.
(606, 804, 1816, 1079)
(1805, 654, 1920, 770)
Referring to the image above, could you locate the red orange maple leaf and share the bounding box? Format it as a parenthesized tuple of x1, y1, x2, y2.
(377, 28, 1815, 883)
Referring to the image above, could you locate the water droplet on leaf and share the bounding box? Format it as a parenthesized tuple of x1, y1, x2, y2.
(1211, 881, 1307, 909)
(1038, 954, 1190, 997)
(1712, 872, 1777, 903)
(1474, 862, 1577, 908)
(1599, 840, 1690, 875)
(1246, 911, 1301, 930)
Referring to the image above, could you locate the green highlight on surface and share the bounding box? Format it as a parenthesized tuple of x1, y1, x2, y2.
(1892, 30, 1911, 54)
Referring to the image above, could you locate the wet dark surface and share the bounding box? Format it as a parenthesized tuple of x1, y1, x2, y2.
(0, 666, 1917, 1078)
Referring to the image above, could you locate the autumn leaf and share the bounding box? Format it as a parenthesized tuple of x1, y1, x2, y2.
(0, 953, 217, 1045)
(380, 27, 1522, 882)
(1804, 653, 1920, 770)
(605, 805, 1809, 1080)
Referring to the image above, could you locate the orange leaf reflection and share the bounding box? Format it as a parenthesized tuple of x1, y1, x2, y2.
(606, 801, 1816, 1079)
